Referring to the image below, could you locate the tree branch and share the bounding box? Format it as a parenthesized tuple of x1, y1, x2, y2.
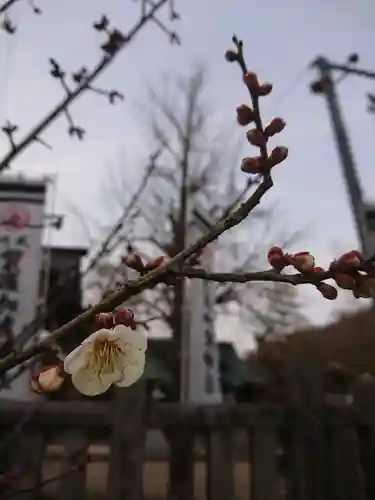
(0, 0, 175, 171)
(183, 266, 330, 285)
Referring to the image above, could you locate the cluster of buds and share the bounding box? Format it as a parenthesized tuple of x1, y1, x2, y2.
(267, 247, 375, 301)
(330, 251, 375, 299)
(95, 307, 136, 330)
(225, 39, 288, 178)
(235, 78, 288, 176)
(122, 248, 172, 274)
(122, 247, 179, 285)
(30, 364, 65, 394)
(267, 247, 338, 300)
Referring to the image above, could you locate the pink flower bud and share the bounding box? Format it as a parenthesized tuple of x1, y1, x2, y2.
(95, 312, 113, 329)
(290, 252, 315, 273)
(311, 266, 325, 274)
(31, 365, 65, 394)
(243, 72, 260, 91)
(333, 273, 356, 290)
(236, 105, 255, 126)
(338, 251, 362, 269)
(258, 83, 273, 96)
(241, 157, 263, 174)
(264, 118, 286, 138)
(122, 251, 144, 271)
(267, 246, 288, 271)
(246, 129, 266, 147)
(145, 255, 171, 271)
(114, 308, 136, 328)
(317, 283, 338, 300)
(268, 146, 288, 167)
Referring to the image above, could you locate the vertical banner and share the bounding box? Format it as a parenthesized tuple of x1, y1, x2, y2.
(181, 206, 222, 405)
(0, 177, 46, 400)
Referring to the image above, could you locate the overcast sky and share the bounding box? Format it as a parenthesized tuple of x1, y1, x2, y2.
(0, 0, 374, 350)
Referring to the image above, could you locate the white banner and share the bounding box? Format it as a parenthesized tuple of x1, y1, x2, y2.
(0, 177, 46, 400)
(181, 207, 222, 405)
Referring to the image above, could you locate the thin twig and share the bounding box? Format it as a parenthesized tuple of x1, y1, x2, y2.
(183, 267, 331, 285)
(0, 0, 20, 15)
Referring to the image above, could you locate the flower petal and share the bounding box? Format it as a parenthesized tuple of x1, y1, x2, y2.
(64, 344, 87, 374)
(65, 329, 113, 375)
(112, 325, 147, 352)
(116, 351, 146, 388)
(82, 328, 111, 344)
(71, 368, 113, 396)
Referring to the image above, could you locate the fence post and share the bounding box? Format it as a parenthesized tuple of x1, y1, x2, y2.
(58, 428, 89, 500)
(108, 381, 146, 500)
(250, 412, 280, 500)
(286, 359, 327, 500)
(166, 423, 195, 500)
(206, 424, 234, 500)
(11, 428, 46, 500)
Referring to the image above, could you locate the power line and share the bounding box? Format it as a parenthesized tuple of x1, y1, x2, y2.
(310, 54, 375, 256)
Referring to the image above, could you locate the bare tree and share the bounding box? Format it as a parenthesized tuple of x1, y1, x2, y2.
(89, 67, 307, 342)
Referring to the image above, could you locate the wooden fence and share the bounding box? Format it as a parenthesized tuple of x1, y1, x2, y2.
(0, 366, 375, 500)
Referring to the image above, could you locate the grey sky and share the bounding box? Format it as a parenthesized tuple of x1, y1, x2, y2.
(0, 0, 374, 349)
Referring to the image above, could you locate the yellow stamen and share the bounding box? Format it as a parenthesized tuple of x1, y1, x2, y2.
(85, 336, 125, 376)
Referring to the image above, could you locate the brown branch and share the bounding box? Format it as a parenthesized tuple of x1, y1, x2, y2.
(0, 0, 20, 15)
(0, 0, 173, 172)
(183, 267, 331, 285)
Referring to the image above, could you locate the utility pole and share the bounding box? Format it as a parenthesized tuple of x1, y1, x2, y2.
(310, 55, 375, 258)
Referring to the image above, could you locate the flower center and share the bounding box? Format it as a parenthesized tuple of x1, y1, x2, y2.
(87, 336, 125, 376)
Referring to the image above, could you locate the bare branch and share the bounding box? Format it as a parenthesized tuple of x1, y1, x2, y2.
(0, 0, 178, 172)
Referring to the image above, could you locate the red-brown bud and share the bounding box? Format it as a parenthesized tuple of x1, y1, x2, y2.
(243, 72, 259, 91)
(145, 255, 171, 271)
(246, 128, 266, 147)
(114, 308, 136, 329)
(225, 50, 238, 62)
(122, 251, 144, 271)
(264, 118, 286, 138)
(258, 83, 273, 96)
(241, 157, 263, 174)
(333, 273, 356, 290)
(95, 312, 113, 329)
(268, 146, 288, 167)
(267, 246, 288, 271)
(311, 266, 325, 274)
(317, 283, 338, 300)
(337, 251, 362, 269)
(236, 104, 255, 126)
(290, 252, 315, 273)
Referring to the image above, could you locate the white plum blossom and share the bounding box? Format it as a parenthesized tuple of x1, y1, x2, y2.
(64, 325, 147, 396)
